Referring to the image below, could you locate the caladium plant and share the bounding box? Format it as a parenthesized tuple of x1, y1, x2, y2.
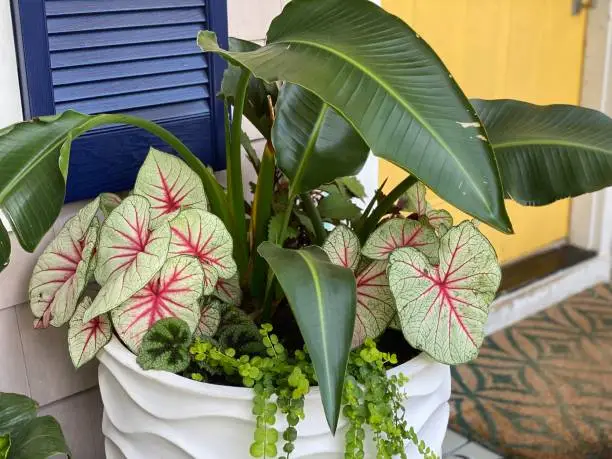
(1, 0, 609, 447)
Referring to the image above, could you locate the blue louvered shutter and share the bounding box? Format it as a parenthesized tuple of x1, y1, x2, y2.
(13, 0, 228, 202)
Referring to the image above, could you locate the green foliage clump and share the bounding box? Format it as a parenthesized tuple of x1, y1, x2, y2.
(190, 325, 437, 459)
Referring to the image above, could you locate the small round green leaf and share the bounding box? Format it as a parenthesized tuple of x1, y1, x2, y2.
(388, 221, 501, 364)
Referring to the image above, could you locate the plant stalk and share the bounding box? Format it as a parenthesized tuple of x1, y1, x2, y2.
(300, 193, 326, 245)
(227, 70, 252, 277)
(70, 114, 231, 229)
(357, 175, 418, 243)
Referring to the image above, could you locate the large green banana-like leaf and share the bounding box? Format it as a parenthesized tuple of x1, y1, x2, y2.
(258, 242, 356, 433)
(0, 112, 89, 271)
(0, 111, 227, 272)
(273, 83, 370, 193)
(474, 99, 612, 206)
(198, 0, 511, 233)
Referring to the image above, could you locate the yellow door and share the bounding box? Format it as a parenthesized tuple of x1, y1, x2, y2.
(380, 0, 587, 263)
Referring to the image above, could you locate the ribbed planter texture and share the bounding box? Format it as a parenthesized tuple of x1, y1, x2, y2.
(99, 337, 451, 459)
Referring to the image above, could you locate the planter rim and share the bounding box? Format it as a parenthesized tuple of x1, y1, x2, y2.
(99, 336, 436, 401)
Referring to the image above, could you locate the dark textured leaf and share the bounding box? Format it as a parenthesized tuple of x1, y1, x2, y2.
(474, 99, 612, 206)
(220, 38, 279, 139)
(137, 318, 193, 373)
(273, 84, 369, 193)
(9, 416, 70, 459)
(258, 243, 356, 433)
(216, 304, 265, 355)
(198, 0, 511, 233)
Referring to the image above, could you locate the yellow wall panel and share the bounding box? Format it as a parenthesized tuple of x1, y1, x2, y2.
(381, 0, 586, 264)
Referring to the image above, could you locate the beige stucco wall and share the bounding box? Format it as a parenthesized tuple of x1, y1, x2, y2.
(0, 2, 287, 457)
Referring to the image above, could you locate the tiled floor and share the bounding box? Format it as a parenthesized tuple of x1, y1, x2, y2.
(442, 430, 502, 459)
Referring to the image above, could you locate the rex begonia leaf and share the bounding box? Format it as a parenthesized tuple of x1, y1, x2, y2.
(322, 225, 361, 272)
(86, 195, 170, 322)
(112, 256, 204, 353)
(68, 297, 111, 369)
(352, 260, 396, 348)
(133, 147, 208, 226)
(213, 274, 242, 306)
(136, 317, 192, 373)
(196, 298, 222, 338)
(362, 217, 439, 264)
(99, 193, 122, 218)
(168, 208, 236, 289)
(29, 198, 99, 328)
(388, 221, 501, 364)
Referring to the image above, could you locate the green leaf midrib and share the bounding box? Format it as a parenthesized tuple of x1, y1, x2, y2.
(270, 37, 494, 213)
(494, 139, 612, 155)
(297, 250, 331, 389)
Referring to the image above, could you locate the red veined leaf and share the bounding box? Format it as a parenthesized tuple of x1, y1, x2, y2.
(352, 260, 396, 348)
(111, 255, 204, 353)
(29, 198, 100, 328)
(168, 208, 236, 285)
(424, 209, 453, 236)
(68, 296, 111, 368)
(398, 181, 427, 216)
(100, 192, 122, 218)
(362, 217, 439, 264)
(322, 225, 360, 272)
(134, 147, 208, 227)
(388, 221, 501, 364)
(85, 196, 170, 322)
(213, 274, 242, 306)
(196, 298, 222, 338)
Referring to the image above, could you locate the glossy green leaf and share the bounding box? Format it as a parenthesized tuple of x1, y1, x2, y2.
(388, 221, 501, 364)
(0, 394, 37, 434)
(8, 416, 70, 459)
(137, 318, 193, 373)
(198, 0, 511, 233)
(258, 242, 356, 433)
(337, 177, 366, 200)
(474, 99, 612, 206)
(220, 38, 279, 139)
(273, 83, 369, 193)
(0, 433, 9, 459)
(317, 193, 361, 221)
(0, 112, 89, 271)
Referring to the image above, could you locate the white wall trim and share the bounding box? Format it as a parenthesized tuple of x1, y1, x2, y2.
(0, 1, 23, 128)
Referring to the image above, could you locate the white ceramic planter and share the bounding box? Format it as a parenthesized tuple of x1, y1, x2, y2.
(98, 337, 451, 459)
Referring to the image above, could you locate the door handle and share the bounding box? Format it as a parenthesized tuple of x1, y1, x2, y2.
(573, 0, 596, 15)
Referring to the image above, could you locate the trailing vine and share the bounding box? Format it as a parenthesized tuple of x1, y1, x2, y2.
(189, 325, 438, 459)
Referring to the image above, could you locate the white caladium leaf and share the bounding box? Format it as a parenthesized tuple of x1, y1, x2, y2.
(213, 274, 242, 306)
(352, 260, 396, 348)
(196, 298, 222, 338)
(424, 209, 453, 236)
(68, 297, 111, 368)
(112, 256, 204, 353)
(168, 208, 236, 287)
(86, 196, 170, 322)
(134, 147, 209, 226)
(398, 181, 427, 216)
(322, 225, 360, 272)
(29, 198, 100, 328)
(388, 221, 501, 365)
(99, 193, 122, 218)
(362, 218, 439, 264)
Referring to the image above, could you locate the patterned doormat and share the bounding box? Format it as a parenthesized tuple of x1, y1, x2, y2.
(450, 284, 612, 459)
